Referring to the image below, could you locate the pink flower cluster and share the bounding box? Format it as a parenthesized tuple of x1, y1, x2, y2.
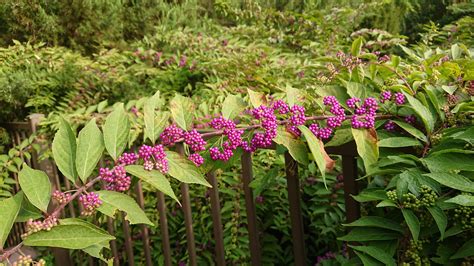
(241, 105, 277, 152)
(79, 192, 102, 216)
(209, 117, 244, 161)
(139, 144, 168, 173)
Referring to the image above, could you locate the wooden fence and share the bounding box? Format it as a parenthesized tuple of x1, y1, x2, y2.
(1, 115, 361, 266)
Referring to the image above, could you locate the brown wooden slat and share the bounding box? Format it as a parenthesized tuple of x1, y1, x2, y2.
(122, 217, 135, 266)
(156, 191, 172, 266)
(342, 156, 360, 224)
(176, 144, 197, 266)
(135, 182, 152, 266)
(107, 217, 120, 266)
(241, 151, 261, 265)
(207, 172, 225, 266)
(284, 152, 306, 266)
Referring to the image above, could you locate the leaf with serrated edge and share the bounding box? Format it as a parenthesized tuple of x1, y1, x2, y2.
(298, 125, 334, 186)
(18, 164, 51, 212)
(393, 121, 427, 142)
(23, 224, 114, 249)
(445, 194, 474, 206)
(125, 165, 179, 202)
(403, 92, 435, 133)
(427, 206, 447, 239)
(424, 173, 474, 192)
(402, 209, 420, 241)
(350, 245, 396, 266)
(103, 104, 130, 160)
(274, 128, 308, 165)
(76, 119, 105, 183)
(343, 216, 403, 233)
(0, 192, 23, 248)
(352, 128, 379, 172)
(52, 117, 78, 182)
(247, 89, 267, 108)
(169, 94, 194, 130)
(144, 94, 169, 144)
(222, 95, 247, 120)
(166, 151, 211, 187)
(96, 190, 154, 226)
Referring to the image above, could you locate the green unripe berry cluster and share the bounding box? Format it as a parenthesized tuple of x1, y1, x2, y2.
(454, 206, 474, 230)
(402, 239, 431, 266)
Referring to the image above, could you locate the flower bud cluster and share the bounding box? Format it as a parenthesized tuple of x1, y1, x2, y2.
(160, 124, 184, 146)
(336, 51, 362, 71)
(209, 117, 243, 161)
(12, 255, 46, 266)
(79, 192, 102, 216)
(52, 190, 71, 204)
(241, 105, 277, 152)
(22, 217, 59, 238)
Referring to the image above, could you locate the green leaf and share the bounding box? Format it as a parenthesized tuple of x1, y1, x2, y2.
(427, 206, 447, 239)
(343, 216, 403, 233)
(274, 127, 308, 165)
(352, 128, 379, 172)
(451, 238, 474, 259)
(52, 117, 78, 183)
(125, 165, 178, 202)
(354, 251, 383, 266)
(445, 194, 474, 206)
(424, 173, 474, 192)
(247, 89, 266, 108)
(96, 191, 153, 226)
(286, 86, 300, 107)
(352, 189, 387, 202)
(222, 95, 246, 120)
(325, 128, 353, 147)
(166, 151, 211, 187)
(169, 94, 194, 130)
(402, 209, 420, 241)
(298, 125, 330, 185)
(378, 137, 421, 148)
(351, 37, 363, 56)
(18, 164, 51, 212)
(0, 192, 23, 248)
(349, 245, 396, 266)
(402, 92, 435, 133)
(423, 153, 474, 172)
(24, 223, 114, 249)
(16, 199, 42, 222)
(144, 95, 169, 144)
(103, 104, 130, 160)
(82, 242, 111, 263)
(338, 228, 400, 242)
(76, 119, 104, 183)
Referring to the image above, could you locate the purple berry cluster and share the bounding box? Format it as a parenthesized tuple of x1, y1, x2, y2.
(209, 117, 244, 161)
(160, 124, 184, 146)
(287, 105, 306, 136)
(380, 90, 405, 105)
(324, 96, 346, 128)
(405, 115, 416, 124)
(118, 152, 138, 165)
(380, 91, 392, 103)
(79, 192, 102, 216)
(351, 97, 378, 129)
(52, 190, 71, 204)
(346, 97, 360, 109)
(241, 105, 277, 152)
(271, 99, 290, 114)
(184, 129, 207, 166)
(101, 165, 131, 192)
(22, 217, 59, 238)
(138, 144, 169, 173)
(384, 120, 397, 131)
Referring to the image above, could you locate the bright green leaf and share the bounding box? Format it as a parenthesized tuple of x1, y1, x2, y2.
(18, 164, 51, 212)
(402, 92, 435, 133)
(378, 137, 422, 148)
(299, 125, 331, 186)
(424, 173, 474, 192)
(96, 191, 153, 226)
(352, 128, 379, 172)
(125, 165, 178, 202)
(103, 104, 130, 160)
(222, 95, 246, 120)
(445, 194, 474, 207)
(76, 119, 104, 183)
(402, 209, 420, 241)
(52, 117, 78, 183)
(166, 151, 211, 187)
(0, 192, 23, 248)
(169, 94, 194, 130)
(274, 127, 308, 165)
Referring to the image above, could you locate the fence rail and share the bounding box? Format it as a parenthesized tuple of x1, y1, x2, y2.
(1, 115, 361, 266)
